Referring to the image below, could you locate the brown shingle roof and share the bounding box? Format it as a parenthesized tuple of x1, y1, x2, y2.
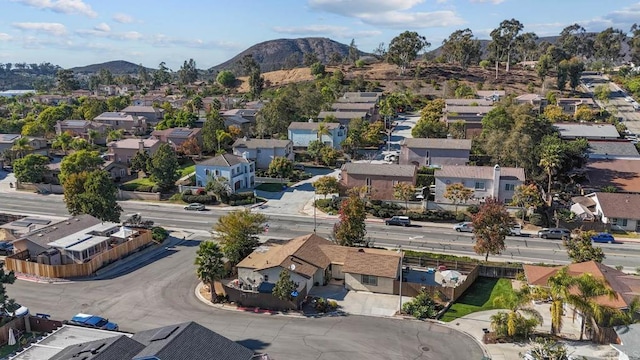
(436, 165, 525, 181)
(523, 261, 640, 309)
(342, 248, 401, 278)
(288, 122, 342, 131)
(341, 163, 416, 177)
(232, 138, 291, 149)
(401, 138, 472, 150)
(595, 192, 640, 220)
(585, 159, 640, 192)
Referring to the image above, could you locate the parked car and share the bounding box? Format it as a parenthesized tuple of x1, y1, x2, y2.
(453, 222, 474, 232)
(68, 313, 118, 331)
(385, 216, 411, 227)
(537, 228, 570, 239)
(625, 96, 635, 103)
(0, 241, 13, 255)
(591, 233, 616, 244)
(293, 163, 305, 171)
(510, 224, 522, 236)
(184, 203, 205, 211)
(1, 303, 29, 317)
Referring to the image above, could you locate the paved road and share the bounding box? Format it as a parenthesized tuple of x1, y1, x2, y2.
(6, 231, 484, 360)
(581, 74, 640, 134)
(2, 191, 640, 269)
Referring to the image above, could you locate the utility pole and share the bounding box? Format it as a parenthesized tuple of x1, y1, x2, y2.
(398, 246, 403, 313)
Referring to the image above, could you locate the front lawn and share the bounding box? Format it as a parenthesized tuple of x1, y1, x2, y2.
(440, 277, 514, 322)
(121, 177, 156, 191)
(255, 183, 286, 192)
(179, 162, 196, 177)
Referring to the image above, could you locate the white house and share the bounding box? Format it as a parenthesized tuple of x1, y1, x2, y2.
(589, 192, 640, 232)
(231, 138, 293, 169)
(288, 121, 347, 149)
(195, 153, 255, 193)
(434, 165, 525, 204)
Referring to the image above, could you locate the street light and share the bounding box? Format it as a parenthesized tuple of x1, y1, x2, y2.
(398, 245, 403, 313)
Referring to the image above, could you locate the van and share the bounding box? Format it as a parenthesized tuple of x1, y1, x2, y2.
(510, 224, 522, 236)
(385, 216, 411, 227)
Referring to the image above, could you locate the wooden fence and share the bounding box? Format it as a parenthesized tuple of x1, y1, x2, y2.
(218, 280, 307, 311)
(0, 317, 25, 346)
(403, 256, 523, 279)
(15, 182, 161, 201)
(5, 230, 153, 278)
(394, 265, 479, 303)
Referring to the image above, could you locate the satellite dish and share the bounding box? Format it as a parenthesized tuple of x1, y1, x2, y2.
(290, 264, 296, 271)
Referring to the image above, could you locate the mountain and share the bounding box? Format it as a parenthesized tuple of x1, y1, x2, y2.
(211, 37, 371, 74)
(69, 60, 150, 75)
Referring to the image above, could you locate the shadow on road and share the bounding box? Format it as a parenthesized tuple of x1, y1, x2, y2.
(237, 339, 270, 352)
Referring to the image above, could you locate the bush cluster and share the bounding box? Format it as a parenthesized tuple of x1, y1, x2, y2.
(405, 210, 456, 222)
(219, 191, 255, 206)
(151, 226, 169, 242)
(366, 200, 401, 218)
(181, 191, 217, 204)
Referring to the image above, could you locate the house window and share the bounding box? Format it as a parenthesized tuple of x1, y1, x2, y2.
(505, 183, 515, 191)
(365, 177, 372, 193)
(264, 275, 269, 282)
(612, 218, 628, 226)
(361, 274, 378, 286)
(205, 169, 210, 176)
(257, 149, 261, 154)
(474, 182, 485, 190)
(215, 170, 220, 176)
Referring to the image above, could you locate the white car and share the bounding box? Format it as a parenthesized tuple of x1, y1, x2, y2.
(625, 96, 635, 103)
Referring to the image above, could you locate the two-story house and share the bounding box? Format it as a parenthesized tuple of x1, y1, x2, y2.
(55, 120, 112, 145)
(195, 153, 255, 193)
(399, 138, 472, 167)
(340, 163, 417, 200)
(121, 105, 163, 124)
(151, 127, 202, 149)
(330, 102, 378, 122)
(317, 111, 369, 126)
(94, 112, 147, 134)
(232, 138, 293, 169)
(107, 138, 161, 165)
(434, 165, 525, 204)
(336, 92, 382, 104)
(288, 121, 347, 149)
(444, 105, 494, 137)
(515, 94, 548, 113)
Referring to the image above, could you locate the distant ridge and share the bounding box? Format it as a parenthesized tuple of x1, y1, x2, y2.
(69, 60, 151, 75)
(210, 37, 371, 74)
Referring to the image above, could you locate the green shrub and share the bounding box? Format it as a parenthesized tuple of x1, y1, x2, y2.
(467, 204, 480, 215)
(406, 210, 456, 222)
(137, 185, 153, 192)
(479, 60, 491, 69)
(182, 189, 193, 196)
(182, 194, 217, 204)
(455, 212, 467, 222)
(152, 226, 169, 242)
(529, 213, 544, 226)
(402, 290, 443, 319)
(151, 185, 162, 193)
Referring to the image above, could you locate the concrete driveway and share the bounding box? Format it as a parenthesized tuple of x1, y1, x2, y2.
(309, 284, 412, 317)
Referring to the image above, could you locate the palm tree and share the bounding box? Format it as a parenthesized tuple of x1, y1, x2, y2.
(10, 137, 33, 159)
(194, 241, 226, 302)
(215, 130, 232, 153)
(315, 122, 331, 143)
(52, 132, 73, 155)
(546, 267, 575, 335)
(538, 144, 561, 205)
(87, 129, 99, 146)
(493, 285, 543, 338)
(107, 129, 124, 142)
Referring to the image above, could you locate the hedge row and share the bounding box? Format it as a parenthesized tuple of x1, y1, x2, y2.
(182, 194, 217, 204)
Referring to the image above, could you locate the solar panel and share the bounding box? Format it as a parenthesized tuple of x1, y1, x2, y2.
(10, 220, 32, 227)
(150, 325, 180, 341)
(23, 218, 52, 225)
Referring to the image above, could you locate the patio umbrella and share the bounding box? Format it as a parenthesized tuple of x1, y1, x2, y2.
(8, 328, 16, 346)
(440, 270, 462, 283)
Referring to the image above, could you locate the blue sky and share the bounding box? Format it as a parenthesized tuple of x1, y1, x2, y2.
(0, 0, 639, 70)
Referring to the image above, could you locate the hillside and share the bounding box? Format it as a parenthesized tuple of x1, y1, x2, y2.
(211, 37, 370, 74)
(69, 60, 150, 75)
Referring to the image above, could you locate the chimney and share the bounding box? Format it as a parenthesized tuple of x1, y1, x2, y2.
(138, 139, 144, 152)
(492, 164, 501, 198)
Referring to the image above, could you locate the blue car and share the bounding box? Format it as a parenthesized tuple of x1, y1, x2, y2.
(69, 313, 118, 331)
(591, 233, 616, 244)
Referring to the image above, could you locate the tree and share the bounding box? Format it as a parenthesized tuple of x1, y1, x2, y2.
(52, 132, 73, 155)
(63, 170, 122, 222)
(402, 290, 440, 319)
(333, 190, 367, 247)
(87, 129, 99, 146)
(201, 109, 225, 153)
(489, 19, 524, 76)
(107, 129, 124, 142)
(10, 137, 33, 159)
(594, 27, 625, 67)
(393, 182, 415, 214)
(347, 39, 359, 65)
(178, 58, 198, 85)
(149, 143, 180, 191)
(215, 130, 232, 153)
(272, 269, 297, 301)
(59, 149, 103, 184)
(511, 184, 543, 221)
(78, 97, 108, 120)
(387, 31, 430, 74)
(546, 267, 574, 335)
(443, 183, 474, 213)
(542, 104, 568, 122)
(565, 58, 585, 91)
(178, 137, 201, 157)
(303, 52, 319, 66)
(515, 32, 539, 63)
(441, 28, 481, 67)
(195, 241, 226, 302)
(315, 122, 331, 142)
(526, 337, 571, 360)
(566, 272, 617, 340)
(13, 154, 49, 183)
(630, 23, 640, 66)
(153, 62, 172, 86)
(539, 142, 562, 204)
(313, 176, 339, 199)
(558, 23, 589, 59)
(574, 105, 595, 122)
(267, 157, 293, 179)
(213, 209, 267, 267)
(492, 285, 542, 338)
(0, 267, 17, 315)
(472, 197, 512, 261)
(536, 54, 552, 90)
(130, 151, 151, 175)
(216, 70, 236, 88)
(563, 231, 605, 263)
(55, 69, 79, 93)
(307, 140, 325, 164)
(593, 85, 611, 104)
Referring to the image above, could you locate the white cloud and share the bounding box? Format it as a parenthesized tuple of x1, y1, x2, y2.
(307, 0, 464, 29)
(469, 0, 505, 4)
(94, 23, 111, 32)
(0, 33, 12, 41)
(76, 28, 143, 41)
(114, 31, 143, 40)
(150, 34, 241, 50)
(272, 24, 381, 38)
(12, 0, 97, 18)
(13, 22, 67, 36)
(112, 13, 135, 24)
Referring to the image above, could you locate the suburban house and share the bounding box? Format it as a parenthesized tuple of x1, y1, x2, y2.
(445, 98, 494, 107)
(93, 112, 147, 134)
(220, 108, 258, 134)
(555, 123, 620, 140)
(330, 102, 379, 121)
(582, 158, 640, 193)
(515, 94, 547, 113)
(588, 192, 640, 232)
(340, 163, 417, 200)
(611, 324, 640, 360)
(336, 91, 382, 103)
(132, 94, 164, 106)
(235, 233, 401, 296)
(476, 90, 505, 100)
(557, 97, 598, 115)
(434, 165, 525, 205)
(10, 214, 147, 267)
(232, 138, 293, 169)
(523, 261, 640, 337)
(121, 105, 163, 124)
(586, 140, 640, 159)
(317, 111, 369, 126)
(55, 120, 112, 145)
(151, 127, 203, 149)
(399, 138, 472, 167)
(107, 138, 161, 165)
(13, 321, 258, 360)
(0, 134, 47, 155)
(194, 153, 255, 192)
(288, 121, 347, 149)
(444, 105, 494, 137)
